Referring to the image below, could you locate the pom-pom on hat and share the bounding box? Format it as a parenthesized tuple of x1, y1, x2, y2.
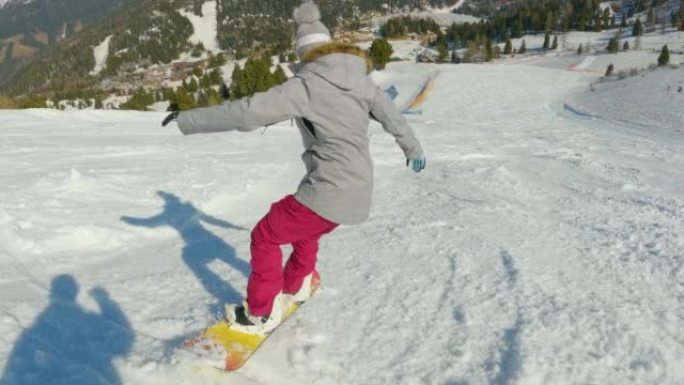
(294, 2, 331, 57)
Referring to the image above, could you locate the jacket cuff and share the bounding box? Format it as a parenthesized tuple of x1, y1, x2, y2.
(177, 112, 197, 136)
(405, 143, 424, 160)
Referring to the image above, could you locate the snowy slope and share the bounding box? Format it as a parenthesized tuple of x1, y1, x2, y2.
(372, 11, 479, 28)
(497, 30, 684, 66)
(91, 36, 113, 76)
(178, 1, 220, 54)
(1, 58, 684, 385)
(0, 0, 26, 10)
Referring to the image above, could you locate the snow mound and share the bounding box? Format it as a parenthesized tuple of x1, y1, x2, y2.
(565, 67, 684, 132)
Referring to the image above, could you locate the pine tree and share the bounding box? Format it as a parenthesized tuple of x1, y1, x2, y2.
(251, 56, 274, 94)
(513, 18, 524, 38)
(463, 40, 479, 63)
(188, 78, 199, 93)
(200, 74, 211, 89)
(623, 41, 629, 51)
(120, 88, 154, 111)
(437, 41, 449, 63)
(577, 43, 583, 55)
(551, 35, 558, 50)
(562, 16, 569, 32)
(492, 45, 501, 60)
(647, 7, 656, 29)
(209, 68, 222, 85)
(594, 16, 603, 32)
(606, 37, 619, 53)
(658, 45, 670, 66)
(197, 91, 210, 107)
(206, 89, 222, 106)
(216, 53, 226, 66)
(219, 83, 230, 100)
(621, 13, 627, 28)
(228, 55, 283, 99)
(605, 63, 614, 76)
(602, 8, 610, 30)
(484, 39, 494, 62)
(0, 95, 16, 109)
(633, 18, 643, 36)
(172, 87, 196, 111)
(451, 50, 461, 64)
(272, 65, 288, 85)
(545, 11, 555, 32)
(543, 31, 550, 50)
(230, 64, 246, 99)
(519, 39, 527, 54)
(504, 38, 512, 54)
(368, 38, 393, 70)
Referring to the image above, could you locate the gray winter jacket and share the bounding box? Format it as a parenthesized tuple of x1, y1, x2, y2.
(177, 43, 423, 225)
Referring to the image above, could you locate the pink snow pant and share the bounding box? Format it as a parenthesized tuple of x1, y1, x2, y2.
(247, 195, 338, 316)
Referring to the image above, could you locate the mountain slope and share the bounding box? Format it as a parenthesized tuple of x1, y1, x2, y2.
(0, 0, 132, 80)
(0, 0, 194, 95)
(0, 0, 464, 96)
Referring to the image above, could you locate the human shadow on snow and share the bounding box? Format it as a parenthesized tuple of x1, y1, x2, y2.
(0, 275, 133, 385)
(121, 191, 249, 315)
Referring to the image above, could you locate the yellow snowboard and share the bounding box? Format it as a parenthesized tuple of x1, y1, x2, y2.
(183, 272, 320, 371)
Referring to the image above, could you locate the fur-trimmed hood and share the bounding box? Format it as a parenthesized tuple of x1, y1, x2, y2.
(298, 41, 372, 91)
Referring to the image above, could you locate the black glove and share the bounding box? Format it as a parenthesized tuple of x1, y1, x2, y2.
(220, 83, 231, 100)
(161, 111, 179, 127)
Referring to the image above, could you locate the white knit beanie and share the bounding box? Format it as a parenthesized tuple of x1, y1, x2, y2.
(294, 2, 331, 57)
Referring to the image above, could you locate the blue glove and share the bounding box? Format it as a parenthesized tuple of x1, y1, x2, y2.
(407, 155, 426, 173)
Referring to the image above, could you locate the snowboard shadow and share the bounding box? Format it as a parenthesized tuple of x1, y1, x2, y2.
(0, 275, 133, 385)
(121, 191, 249, 315)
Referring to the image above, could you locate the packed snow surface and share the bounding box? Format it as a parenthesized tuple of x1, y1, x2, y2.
(1, 57, 684, 385)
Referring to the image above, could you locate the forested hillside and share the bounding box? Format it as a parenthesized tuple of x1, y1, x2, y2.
(0, 0, 131, 81)
(216, 0, 459, 56)
(0, 0, 461, 96)
(1, 0, 194, 95)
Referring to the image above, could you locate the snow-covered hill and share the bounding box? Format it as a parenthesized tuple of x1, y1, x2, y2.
(0, 0, 27, 10)
(178, 1, 220, 55)
(1, 55, 683, 384)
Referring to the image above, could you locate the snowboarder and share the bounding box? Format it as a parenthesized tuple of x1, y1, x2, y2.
(162, 2, 425, 336)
